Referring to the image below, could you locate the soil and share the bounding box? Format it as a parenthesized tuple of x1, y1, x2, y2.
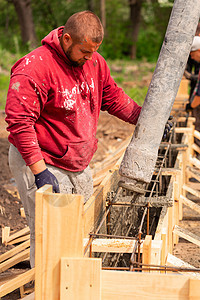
(0, 109, 200, 299)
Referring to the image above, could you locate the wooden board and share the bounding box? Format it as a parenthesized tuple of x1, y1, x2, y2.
(60, 258, 101, 300)
(0, 269, 35, 298)
(35, 185, 84, 300)
(101, 270, 195, 299)
(173, 225, 200, 247)
(84, 157, 122, 236)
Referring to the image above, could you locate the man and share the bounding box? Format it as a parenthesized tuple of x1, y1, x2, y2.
(5, 11, 171, 267)
(5, 11, 143, 267)
(184, 23, 200, 99)
(185, 24, 200, 148)
(186, 36, 200, 134)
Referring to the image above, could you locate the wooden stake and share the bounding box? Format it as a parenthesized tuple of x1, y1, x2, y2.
(35, 185, 84, 300)
(2, 227, 10, 245)
(142, 235, 152, 272)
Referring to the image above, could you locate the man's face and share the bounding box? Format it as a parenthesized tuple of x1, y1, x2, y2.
(64, 37, 101, 67)
(190, 50, 200, 63)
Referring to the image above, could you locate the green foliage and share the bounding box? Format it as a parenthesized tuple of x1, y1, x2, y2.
(0, 0, 172, 61)
(0, 74, 9, 109)
(0, 0, 171, 108)
(98, 0, 131, 59)
(136, 26, 162, 62)
(136, 2, 172, 62)
(32, 0, 89, 42)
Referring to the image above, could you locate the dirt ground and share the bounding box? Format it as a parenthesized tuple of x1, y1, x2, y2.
(0, 109, 200, 299)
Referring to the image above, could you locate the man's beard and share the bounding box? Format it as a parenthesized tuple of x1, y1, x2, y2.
(65, 46, 86, 67)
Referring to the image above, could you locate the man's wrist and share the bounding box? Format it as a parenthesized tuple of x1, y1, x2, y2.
(29, 159, 47, 175)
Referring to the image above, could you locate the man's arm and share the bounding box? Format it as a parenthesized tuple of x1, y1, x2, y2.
(6, 76, 60, 193)
(100, 59, 142, 125)
(29, 159, 47, 174)
(191, 95, 200, 108)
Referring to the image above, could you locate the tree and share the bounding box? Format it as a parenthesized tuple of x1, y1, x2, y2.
(12, 0, 37, 48)
(87, 0, 95, 11)
(100, 0, 106, 31)
(129, 0, 143, 59)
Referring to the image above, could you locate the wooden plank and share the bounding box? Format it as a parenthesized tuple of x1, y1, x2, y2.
(178, 117, 196, 123)
(35, 185, 84, 300)
(186, 121, 195, 162)
(154, 168, 181, 176)
(101, 270, 190, 299)
(20, 207, 26, 218)
(175, 127, 193, 134)
(177, 152, 184, 220)
(7, 234, 30, 245)
(0, 240, 30, 263)
(189, 279, 200, 299)
(180, 195, 200, 214)
(92, 137, 130, 176)
(161, 228, 167, 266)
(177, 79, 189, 96)
(173, 225, 200, 247)
(84, 157, 122, 236)
(154, 206, 168, 241)
(167, 254, 200, 279)
(167, 206, 173, 254)
(6, 227, 30, 244)
(183, 184, 200, 199)
(60, 258, 101, 300)
(0, 268, 35, 298)
(194, 129, 200, 141)
(192, 143, 200, 155)
(142, 235, 152, 271)
(0, 248, 29, 274)
(83, 238, 161, 254)
(186, 166, 200, 183)
(20, 292, 35, 299)
(189, 156, 200, 170)
(2, 227, 10, 245)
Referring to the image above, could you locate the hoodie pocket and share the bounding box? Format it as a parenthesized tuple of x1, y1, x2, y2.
(42, 139, 98, 171)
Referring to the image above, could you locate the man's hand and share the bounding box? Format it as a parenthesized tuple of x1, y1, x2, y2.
(34, 168, 60, 193)
(185, 102, 193, 112)
(162, 115, 173, 140)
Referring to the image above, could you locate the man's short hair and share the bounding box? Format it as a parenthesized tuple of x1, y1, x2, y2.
(63, 11, 104, 44)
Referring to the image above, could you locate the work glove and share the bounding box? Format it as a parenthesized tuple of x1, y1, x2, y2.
(162, 115, 173, 140)
(185, 102, 193, 112)
(34, 168, 60, 193)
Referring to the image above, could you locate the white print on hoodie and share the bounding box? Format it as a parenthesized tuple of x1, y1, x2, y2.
(61, 78, 95, 110)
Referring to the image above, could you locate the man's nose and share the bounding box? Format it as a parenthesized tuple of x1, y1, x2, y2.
(84, 53, 93, 60)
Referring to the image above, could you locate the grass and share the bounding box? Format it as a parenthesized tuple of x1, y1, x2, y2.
(108, 59, 156, 106)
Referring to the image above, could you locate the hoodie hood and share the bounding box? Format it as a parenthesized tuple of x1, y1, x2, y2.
(41, 26, 72, 65)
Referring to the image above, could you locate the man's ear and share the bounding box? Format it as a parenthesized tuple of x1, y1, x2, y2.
(62, 33, 73, 49)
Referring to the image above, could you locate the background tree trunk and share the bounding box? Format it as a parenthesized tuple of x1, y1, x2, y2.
(12, 0, 37, 48)
(87, 0, 95, 11)
(100, 0, 106, 32)
(129, 0, 143, 59)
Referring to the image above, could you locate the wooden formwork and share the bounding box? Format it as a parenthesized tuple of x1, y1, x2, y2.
(1, 79, 200, 299)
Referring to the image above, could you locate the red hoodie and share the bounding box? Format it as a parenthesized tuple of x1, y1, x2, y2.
(5, 27, 142, 172)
